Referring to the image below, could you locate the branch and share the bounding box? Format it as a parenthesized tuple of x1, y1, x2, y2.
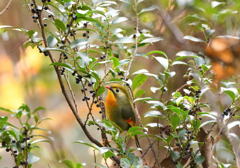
(0, 0, 12, 15)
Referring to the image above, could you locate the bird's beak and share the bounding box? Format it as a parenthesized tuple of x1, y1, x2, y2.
(105, 86, 110, 90)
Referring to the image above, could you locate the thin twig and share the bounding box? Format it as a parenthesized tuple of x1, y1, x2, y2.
(0, 0, 12, 15)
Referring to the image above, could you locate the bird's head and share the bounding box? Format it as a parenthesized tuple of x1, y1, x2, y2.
(105, 84, 129, 104)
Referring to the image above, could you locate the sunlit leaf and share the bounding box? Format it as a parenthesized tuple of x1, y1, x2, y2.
(132, 74, 147, 91)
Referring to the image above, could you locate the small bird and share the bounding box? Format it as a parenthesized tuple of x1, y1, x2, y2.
(105, 84, 141, 152)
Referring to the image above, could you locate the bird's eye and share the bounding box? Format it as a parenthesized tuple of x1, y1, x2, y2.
(116, 89, 119, 93)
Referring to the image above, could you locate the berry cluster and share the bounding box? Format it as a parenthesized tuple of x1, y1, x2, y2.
(82, 23, 90, 39)
(1, 129, 33, 167)
(61, 68, 65, 75)
(222, 108, 234, 117)
(195, 90, 201, 98)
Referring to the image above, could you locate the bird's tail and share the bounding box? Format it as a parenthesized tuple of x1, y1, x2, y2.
(134, 135, 142, 154)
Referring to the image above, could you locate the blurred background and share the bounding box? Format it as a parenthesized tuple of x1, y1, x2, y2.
(0, 0, 240, 167)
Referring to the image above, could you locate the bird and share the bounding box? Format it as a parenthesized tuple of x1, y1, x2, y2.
(105, 84, 142, 153)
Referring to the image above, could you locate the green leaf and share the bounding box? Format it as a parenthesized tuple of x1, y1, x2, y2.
(112, 57, 120, 68)
(112, 17, 128, 24)
(97, 86, 105, 96)
(75, 163, 83, 168)
(183, 35, 204, 42)
(222, 88, 237, 101)
(176, 162, 183, 168)
(60, 159, 74, 168)
(49, 62, 73, 70)
(128, 126, 143, 134)
(47, 35, 58, 48)
(133, 97, 158, 103)
(74, 140, 99, 151)
(34, 114, 39, 123)
(27, 153, 40, 164)
(152, 56, 168, 69)
(139, 5, 158, 14)
(132, 74, 147, 91)
(54, 19, 65, 32)
(69, 39, 88, 49)
(0, 107, 13, 114)
(103, 150, 115, 159)
(94, 164, 108, 168)
(170, 115, 180, 130)
(144, 111, 162, 118)
(170, 150, 180, 161)
(135, 89, 145, 98)
(194, 155, 205, 165)
(77, 52, 91, 65)
(145, 50, 167, 58)
(115, 37, 135, 44)
(33, 106, 46, 114)
(141, 37, 163, 44)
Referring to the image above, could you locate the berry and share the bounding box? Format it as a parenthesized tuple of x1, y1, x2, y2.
(94, 100, 98, 104)
(61, 40, 65, 44)
(97, 128, 100, 130)
(72, 71, 76, 76)
(70, 32, 74, 36)
(44, 6, 48, 10)
(73, 15, 77, 20)
(90, 90, 94, 93)
(82, 98, 85, 101)
(44, 23, 47, 27)
(99, 111, 102, 114)
(21, 146, 24, 150)
(100, 55, 105, 59)
(133, 34, 136, 38)
(83, 23, 87, 27)
(64, 56, 68, 59)
(199, 117, 202, 120)
(30, 3, 34, 6)
(43, 51, 49, 56)
(12, 139, 16, 143)
(96, 104, 100, 107)
(13, 150, 17, 153)
(86, 30, 90, 33)
(1, 141, 6, 146)
(81, 89, 84, 92)
(118, 72, 122, 76)
(6, 147, 10, 152)
(82, 33, 86, 37)
(31, 8, 36, 13)
(42, 0, 46, 2)
(67, 24, 70, 27)
(48, 14, 51, 18)
(87, 36, 89, 39)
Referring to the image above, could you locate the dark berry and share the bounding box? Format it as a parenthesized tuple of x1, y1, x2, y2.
(81, 89, 84, 92)
(94, 100, 98, 104)
(70, 32, 74, 36)
(87, 97, 90, 100)
(83, 33, 86, 37)
(30, 3, 34, 6)
(86, 30, 90, 33)
(92, 92, 96, 97)
(99, 111, 102, 114)
(96, 104, 100, 107)
(97, 128, 100, 130)
(48, 14, 51, 18)
(90, 90, 94, 93)
(64, 56, 68, 59)
(120, 77, 124, 80)
(227, 108, 231, 111)
(31, 8, 36, 13)
(118, 72, 122, 76)
(42, 0, 46, 2)
(2, 141, 6, 146)
(44, 23, 47, 27)
(73, 15, 77, 20)
(85, 88, 87, 91)
(28, 143, 31, 146)
(20, 161, 26, 165)
(82, 98, 85, 101)
(188, 131, 191, 134)
(13, 150, 17, 153)
(48, 0, 51, 2)
(72, 71, 76, 76)
(133, 34, 136, 38)
(44, 51, 49, 56)
(6, 147, 10, 152)
(176, 143, 180, 146)
(44, 6, 48, 10)
(87, 35, 89, 39)
(84, 23, 87, 27)
(12, 140, 16, 143)
(199, 117, 202, 120)
(67, 24, 70, 27)
(61, 40, 65, 44)
(21, 146, 24, 150)
(100, 55, 105, 59)
(126, 83, 129, 86)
